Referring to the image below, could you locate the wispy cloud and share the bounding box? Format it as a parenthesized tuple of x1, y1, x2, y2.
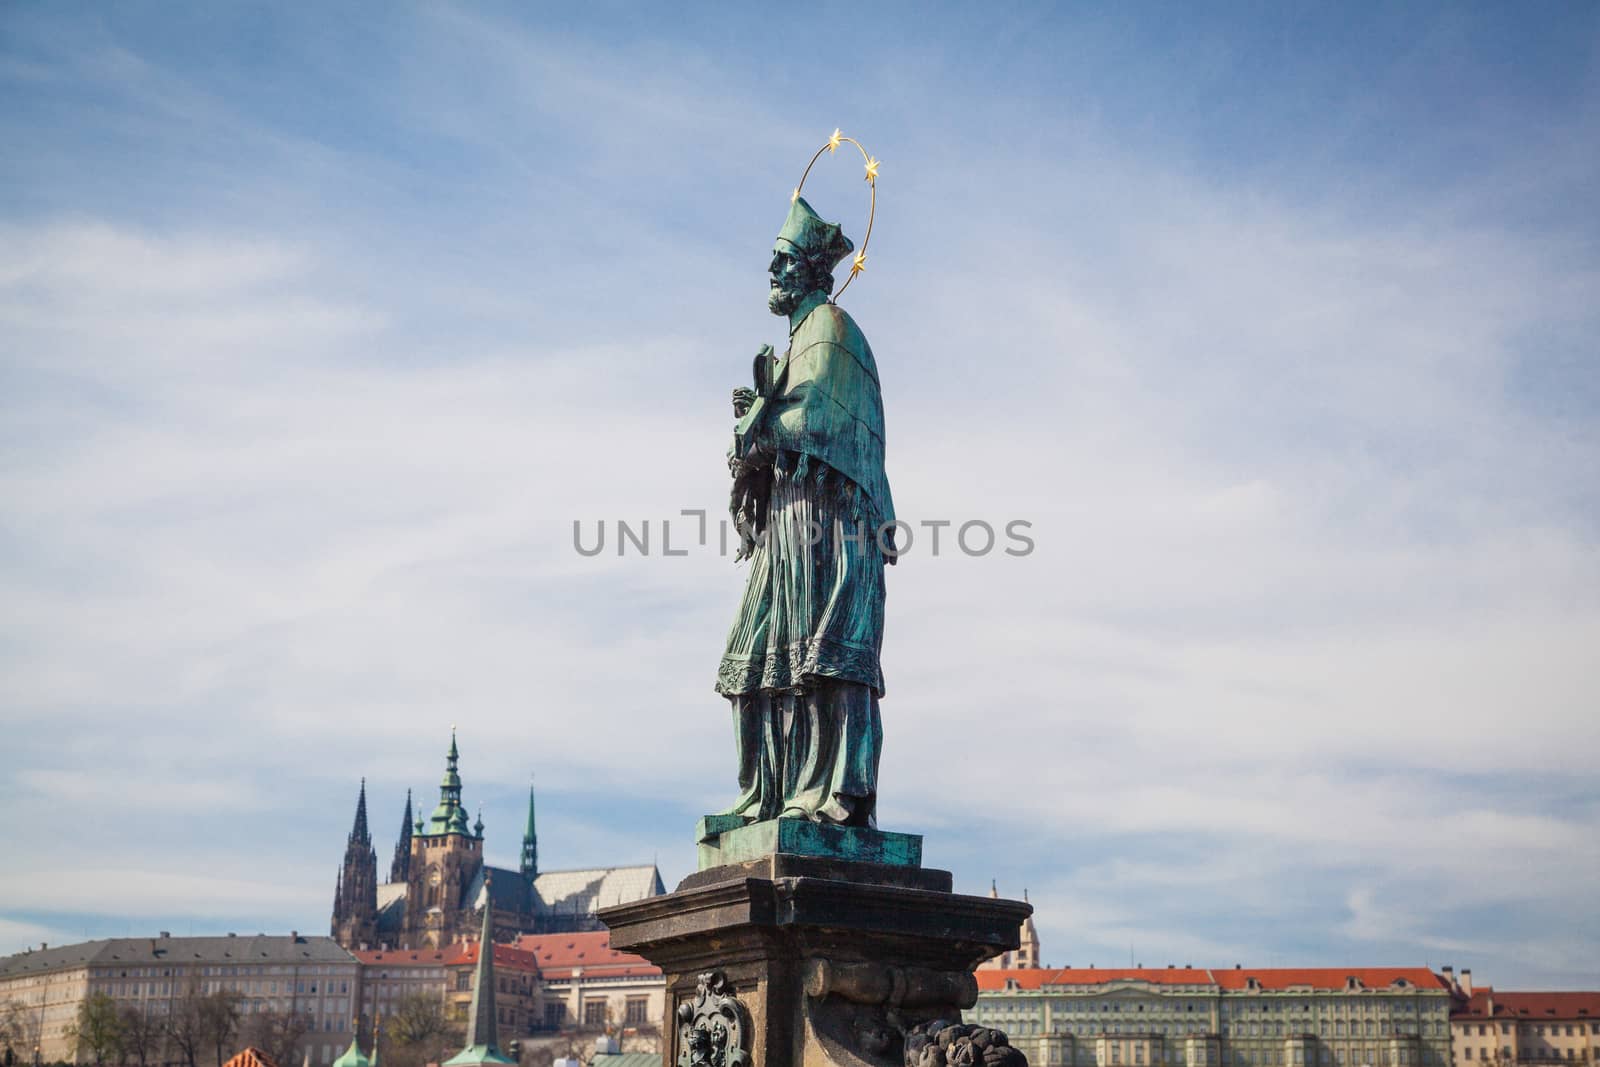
(1, 4, 1596, 986)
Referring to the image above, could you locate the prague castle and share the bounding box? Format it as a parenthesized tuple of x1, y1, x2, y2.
(330, 731, 663, 950)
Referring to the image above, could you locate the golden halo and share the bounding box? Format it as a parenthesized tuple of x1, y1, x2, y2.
(791, 128, 878, 300)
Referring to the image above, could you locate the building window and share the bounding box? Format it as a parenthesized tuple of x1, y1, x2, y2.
(626, 998, 649, 1026)
(544, 1003, 567, 1029)
(456, 973, 471, 992)
(584, 1001, 607, 1027)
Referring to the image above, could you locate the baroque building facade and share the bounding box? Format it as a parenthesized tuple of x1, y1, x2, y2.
(0, 934, 359, 1066)
(1443, 968, 1599, 1067)
(974, 966, 1456, 1067)
(330, 732, 664, 951)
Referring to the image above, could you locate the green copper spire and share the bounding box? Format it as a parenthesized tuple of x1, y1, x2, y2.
(443, 878, 514, 1067)
(331, 1018, 371, 1067)
(427, 729, 473, 837)
(519, 777, 538, 879)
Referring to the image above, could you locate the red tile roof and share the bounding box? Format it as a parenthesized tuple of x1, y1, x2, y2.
(351, 942, 540, 975)
(978, 967, 1448, 993)
(511, 931, 660, 979)
(438, 941, 542, 974)
(977, 969, 1056, 992)
(1454, 991, 1600, 1021)
(1212, 968, 1447, 992)
(222, 1049, 279, 1067)
(977, 968, 1214, 992)
(1051, 969, 1217, 987)
(351, 948, 451, 966)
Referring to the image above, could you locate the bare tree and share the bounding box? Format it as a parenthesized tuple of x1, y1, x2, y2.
(1, 1000, 43, 1065)
(164, 985, 208, 1067)
(116, 1006, 164, 1067)
(384, 994, 458, 1067)
(200, 992, 243, 1067)
(68, 993, 125, 1066)
(241, 1011, 310, 1067)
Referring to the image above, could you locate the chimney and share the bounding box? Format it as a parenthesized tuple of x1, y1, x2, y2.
(1461, 970, 1473, 996)
(159, 932, 171, 939)
(39, 942, 47, 951)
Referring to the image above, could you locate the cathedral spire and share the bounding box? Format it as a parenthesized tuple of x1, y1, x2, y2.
(443, 877, 515, 1067)
(350, 778, 371, 847)
(519, 777, 538, 880)
(428, 728, 471, 836)
(390, 789, 413, 883)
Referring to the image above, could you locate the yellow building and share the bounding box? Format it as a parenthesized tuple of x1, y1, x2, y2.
(0, 934, 359, 1065)
(974, 966, 1454, 1067)
(1446, 974, 1598, 1067)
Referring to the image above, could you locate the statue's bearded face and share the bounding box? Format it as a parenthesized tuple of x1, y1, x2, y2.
(768, 247, 813, 315)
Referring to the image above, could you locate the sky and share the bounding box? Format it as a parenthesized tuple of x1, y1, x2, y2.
(1, 3, 1598, 989)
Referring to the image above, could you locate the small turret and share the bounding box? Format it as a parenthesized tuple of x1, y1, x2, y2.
(519, 777, 538, 880)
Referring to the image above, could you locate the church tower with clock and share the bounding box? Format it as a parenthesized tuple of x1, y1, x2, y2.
(401, 729, 485, 948)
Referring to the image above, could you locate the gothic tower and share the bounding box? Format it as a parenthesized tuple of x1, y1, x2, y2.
(401, 730, 485, 948)
(389, 789, 413, 883)
(332, 779, 379, 949)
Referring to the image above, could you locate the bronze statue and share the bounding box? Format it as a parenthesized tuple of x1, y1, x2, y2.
(716, 154, 894, 828)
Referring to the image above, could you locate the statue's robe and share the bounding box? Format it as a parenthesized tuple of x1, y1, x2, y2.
(717, 291, 893, 826)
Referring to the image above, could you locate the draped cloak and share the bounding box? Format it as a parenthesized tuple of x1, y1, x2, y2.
(716, 292, 893, 824)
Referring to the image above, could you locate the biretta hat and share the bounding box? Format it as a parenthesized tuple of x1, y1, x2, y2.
(776, 196, 854, 272)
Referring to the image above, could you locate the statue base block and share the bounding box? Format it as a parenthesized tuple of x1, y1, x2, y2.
(600, 838, 1032, 1066)
(696, 815, 924, 870)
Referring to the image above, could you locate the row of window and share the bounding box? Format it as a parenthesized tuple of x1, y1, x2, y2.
(1464, 1052, 1596, 1062)
(1009, 1043, 1440, 1067)
(1457, 1025, 1600, 1038)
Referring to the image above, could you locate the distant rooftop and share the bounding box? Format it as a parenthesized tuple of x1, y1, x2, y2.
(1454, 990, 1600, 1020)
(512, 931, 660, 980)
(977, 966, 1450, 994)
(0, 934, 356, 978)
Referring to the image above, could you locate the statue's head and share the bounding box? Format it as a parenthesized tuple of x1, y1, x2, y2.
(769, 196, 853, 315)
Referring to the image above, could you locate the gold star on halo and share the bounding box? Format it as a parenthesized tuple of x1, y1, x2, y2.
(850, 251, 867, 278)
(827, 128, 843, 153)
(791, 187, 800, 202)
(863, 156, 880, 183)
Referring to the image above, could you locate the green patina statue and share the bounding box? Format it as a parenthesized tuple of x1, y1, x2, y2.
(716, 195, 895, 828)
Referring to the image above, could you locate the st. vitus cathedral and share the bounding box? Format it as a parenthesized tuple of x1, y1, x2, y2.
(330, 731, 662, 949)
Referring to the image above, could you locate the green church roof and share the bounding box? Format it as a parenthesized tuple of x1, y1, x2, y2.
(331, 1035, 370, 1067)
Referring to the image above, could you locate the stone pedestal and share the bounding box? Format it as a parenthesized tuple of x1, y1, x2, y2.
(599, 818, 1032, 1067)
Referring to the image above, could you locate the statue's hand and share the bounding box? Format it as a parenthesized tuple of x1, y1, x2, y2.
(732, 387, 757, 418)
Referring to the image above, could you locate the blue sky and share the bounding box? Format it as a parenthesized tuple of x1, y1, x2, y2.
(2, 4, 1597, 988)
